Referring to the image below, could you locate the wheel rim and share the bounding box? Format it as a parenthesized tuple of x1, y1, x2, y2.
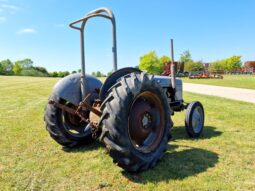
(128, 91, 165, 153)
(192, 106, 204, 133)
(61, 102, 90, 137)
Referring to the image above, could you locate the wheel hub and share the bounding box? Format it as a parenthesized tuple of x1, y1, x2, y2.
(141, 112, 152, 129)
(192, 107, 203, 133)
(128, 91, 165, 153)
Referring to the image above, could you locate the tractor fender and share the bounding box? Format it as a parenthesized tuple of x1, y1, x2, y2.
(99, 67, 141, 101)
(53, 73, 102, 105)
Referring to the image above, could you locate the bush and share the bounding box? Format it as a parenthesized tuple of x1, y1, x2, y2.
(92, 71, 105, 77)
(139, 51, 168, 75)
(210, 56, 242, 73)
(184, 60, 204, 72)
(20, 68, 48, 77)
(33, 66, 49, 75)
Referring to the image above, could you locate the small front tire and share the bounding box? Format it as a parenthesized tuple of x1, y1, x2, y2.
(185, 101, 205, 138)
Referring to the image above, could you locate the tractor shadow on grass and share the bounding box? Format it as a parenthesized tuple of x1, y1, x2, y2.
(171, 126, 222, 141)
(123, 145, 219, 183)
(62, 141, 103, 153)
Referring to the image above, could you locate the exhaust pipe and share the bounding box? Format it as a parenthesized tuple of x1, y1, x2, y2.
(170, 39, 176, 90)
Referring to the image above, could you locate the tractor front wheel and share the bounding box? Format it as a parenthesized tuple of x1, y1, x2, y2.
(185, 101, 204, 138)
(99, 72, 173, 172)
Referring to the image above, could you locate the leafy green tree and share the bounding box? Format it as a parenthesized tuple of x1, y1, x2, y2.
(107, 70, 113, 77)
(72, 71, 77, 74)
(49, 71, 59, 77)
(91, 71, 106, 77)
(52, 72, 58, 77)
(57, 71, 65, 77)
(96, 71, 103, 77)
(12, 58, 34, 75)
(33, 66, 48, 75)
(139, 51, 162, 74)
(0, 59, 13, 75)
(57, 71, 70, 77)
(211, 56, 242, 72)
(0, 62, 4, 74)
(20, 68, 48, 77)
(91, 71, 96, 76)
(13, 62, 22, 74)
(159, 55, 171, 65)
(185, 60, 204, 72)
(19, 58, 33, 69)
(225, 56, 242, 72)
(210, 60, 224, 71)
(179, 50, 192, 63)
(63, 71, 70, 76)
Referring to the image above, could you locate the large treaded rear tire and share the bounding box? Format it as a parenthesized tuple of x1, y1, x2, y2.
(99, 72, 173, 172)
(99, 67, 141, 101)
(44, 94, 93, 147)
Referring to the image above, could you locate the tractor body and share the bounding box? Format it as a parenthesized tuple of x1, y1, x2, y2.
(154, 76, 183, 101)
(53, 73, 102, 106)
(44, 7, 204, 172)
(52, 73, 184, 111)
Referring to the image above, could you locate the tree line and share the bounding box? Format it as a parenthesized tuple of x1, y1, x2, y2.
(0, 51, 246, 78)
(0, 58, 109, 78)
(0, 58, 78, 77)
(138, 50, 243, 74)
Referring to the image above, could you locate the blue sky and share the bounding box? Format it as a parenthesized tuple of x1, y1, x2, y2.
(0, 0, 254, 74)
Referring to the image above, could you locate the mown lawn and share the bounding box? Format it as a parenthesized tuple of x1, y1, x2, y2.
(181, 75, 255, 89)
(0, 76, 254, 191)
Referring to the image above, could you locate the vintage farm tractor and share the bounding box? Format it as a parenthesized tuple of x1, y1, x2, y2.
(44, 7, 205, 172)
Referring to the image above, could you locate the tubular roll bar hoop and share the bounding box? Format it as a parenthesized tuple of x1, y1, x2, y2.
(170, 39, 176, 91)
(69, 7, 118, 97)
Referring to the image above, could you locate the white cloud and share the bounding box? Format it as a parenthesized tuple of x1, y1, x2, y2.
(0, 4, 18, 10)
(0, 3, 19, 13)
(17, 28, 37, 35)
(0, 16, 6, 23)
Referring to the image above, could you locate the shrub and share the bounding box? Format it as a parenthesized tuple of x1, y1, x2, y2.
(20, 68, 48, 77)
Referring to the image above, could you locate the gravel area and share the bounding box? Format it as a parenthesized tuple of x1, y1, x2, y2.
(183, 83, 255, 104)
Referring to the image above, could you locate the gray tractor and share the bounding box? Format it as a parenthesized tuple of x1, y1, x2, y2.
(44, 7, 204, 172)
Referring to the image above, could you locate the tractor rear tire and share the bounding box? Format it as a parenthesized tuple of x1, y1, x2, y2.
(185, 101, 204, 138)
(44, 94, 93, 147)
(99, 72, 173, 172)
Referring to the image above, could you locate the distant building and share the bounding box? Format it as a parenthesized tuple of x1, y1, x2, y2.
(243, 61, 255, 74)
(203, 63, 210, 73)
(161, 61, 179, 76)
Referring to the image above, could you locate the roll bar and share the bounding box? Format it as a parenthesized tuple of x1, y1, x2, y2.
(69, 7, 117, 97)
(170, 39, 176, 91)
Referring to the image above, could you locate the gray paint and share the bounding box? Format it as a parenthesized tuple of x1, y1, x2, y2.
(53, 73, 102, 105)
(53, 73, 182, 106)
(170, 39, 176, 90)
(153, 75, 183, 101)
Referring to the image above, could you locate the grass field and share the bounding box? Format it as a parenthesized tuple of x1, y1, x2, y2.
(0, 76, 255, 191)
(181, 75, 255, 89)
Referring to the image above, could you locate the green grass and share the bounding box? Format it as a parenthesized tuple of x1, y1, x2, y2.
(181, 75, 255, 89)
(97, 77, 106, 82)
(0, 76, 254, 191)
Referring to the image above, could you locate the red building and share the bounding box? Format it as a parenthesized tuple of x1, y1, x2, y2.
(243, 61, 255, 74)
